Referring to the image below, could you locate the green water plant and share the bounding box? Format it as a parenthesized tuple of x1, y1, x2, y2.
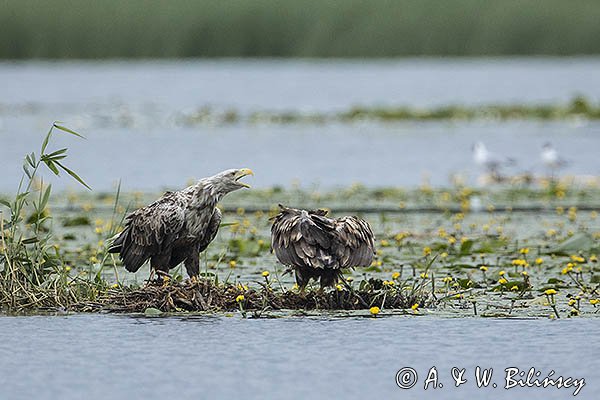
(0, 123, 95, 312)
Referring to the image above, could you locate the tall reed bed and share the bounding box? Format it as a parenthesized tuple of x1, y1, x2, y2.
(2, 0, 600, 58)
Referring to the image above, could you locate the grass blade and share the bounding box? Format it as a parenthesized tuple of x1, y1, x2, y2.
(40, 184, 52, 210)
(45, 148, 68, 159)
(40, 125, 53, 154)
(44, 159, 60, 175)
(53, 122, 86, 139)
(55, 161, 91, 190)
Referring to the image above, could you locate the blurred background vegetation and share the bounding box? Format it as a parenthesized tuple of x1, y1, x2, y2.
(2, 0, 600, 59)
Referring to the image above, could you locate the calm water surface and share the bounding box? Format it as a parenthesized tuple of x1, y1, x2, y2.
(1, 58, 600, 191)
(0, 315, 598, 400)
(3, 58, 600, 111)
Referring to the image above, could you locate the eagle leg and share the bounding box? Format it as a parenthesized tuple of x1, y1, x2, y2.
(151, 254, 171, 284)
(295, 267, 312, 292)
(145, 269, 156, 287)
(319, 269, 340, 289)
(184, 249, 200, 281)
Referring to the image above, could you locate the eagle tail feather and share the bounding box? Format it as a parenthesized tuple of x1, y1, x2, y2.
(107, 227, 149, 273)
(107, 230, 126, 253)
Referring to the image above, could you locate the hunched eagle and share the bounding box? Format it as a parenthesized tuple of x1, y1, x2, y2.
(270, 205, 375, 289)
(108, 168, 253, 280)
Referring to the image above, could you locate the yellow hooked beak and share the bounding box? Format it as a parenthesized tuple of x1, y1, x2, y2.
(235, 168, 254, 188)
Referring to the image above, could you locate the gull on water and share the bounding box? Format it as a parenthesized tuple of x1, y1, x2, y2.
(472, 141, 515, 176)
(541, 142, 568, 174)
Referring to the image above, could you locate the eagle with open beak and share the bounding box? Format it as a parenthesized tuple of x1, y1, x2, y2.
(108, 168, 253, 281)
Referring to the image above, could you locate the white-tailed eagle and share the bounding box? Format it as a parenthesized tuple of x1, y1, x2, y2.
(271, 205, 375, 289)
(108, 168, 253, 280)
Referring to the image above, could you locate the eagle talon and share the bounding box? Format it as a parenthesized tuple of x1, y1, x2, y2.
(144, 269, 156, 287)
(150, 270, 172, 286)
(189, 276, 199, 285)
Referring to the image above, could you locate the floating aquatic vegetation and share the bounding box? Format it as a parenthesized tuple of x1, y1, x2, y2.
(177, 96, 600, 126)
(62, 215, 92, 227)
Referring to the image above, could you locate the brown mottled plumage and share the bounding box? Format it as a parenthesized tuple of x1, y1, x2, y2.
(108, 168, 253, 279)
(271, 205, 375, 288)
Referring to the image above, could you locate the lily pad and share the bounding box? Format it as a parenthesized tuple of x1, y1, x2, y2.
(144, 307, 163, 317)
(547, 233, 595, 255)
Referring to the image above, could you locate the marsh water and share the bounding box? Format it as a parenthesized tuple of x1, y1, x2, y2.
(0, 314, 598, 400)
(2, 59, 600, 399)
(1, 58, 600, 192)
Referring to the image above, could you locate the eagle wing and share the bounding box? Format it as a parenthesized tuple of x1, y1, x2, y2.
(180, 208, 222, 277)
(332, 216, 375, 268)
(271, 209, 336, 270)
(109, 191, 187, 272)
(197, 208, 222, 253)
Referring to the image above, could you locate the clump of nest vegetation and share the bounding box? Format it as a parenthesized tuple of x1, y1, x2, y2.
(74, 278, 434, 314)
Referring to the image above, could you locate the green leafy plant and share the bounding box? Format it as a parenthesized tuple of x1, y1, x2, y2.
(0, 123, 94, 312)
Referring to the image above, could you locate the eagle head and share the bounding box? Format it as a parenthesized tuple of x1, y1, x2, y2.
(209, 168, 254, 194)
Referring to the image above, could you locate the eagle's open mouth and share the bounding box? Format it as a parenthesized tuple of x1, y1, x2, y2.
(235, 168, 254, 188)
